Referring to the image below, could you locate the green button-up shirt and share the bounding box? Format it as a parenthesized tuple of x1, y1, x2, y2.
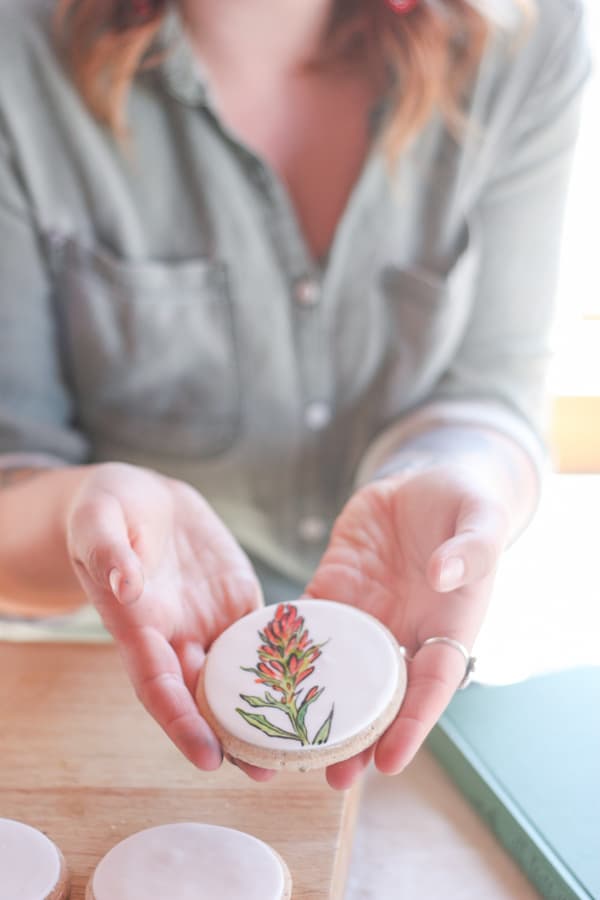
(0, 0, 589, 592)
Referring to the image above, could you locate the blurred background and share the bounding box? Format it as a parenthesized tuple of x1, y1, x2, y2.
(551, 0, 600, 468)
(475, 0, 600, 684)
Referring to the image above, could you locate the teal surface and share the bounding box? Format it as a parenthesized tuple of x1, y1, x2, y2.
(428, 667, 600, 900)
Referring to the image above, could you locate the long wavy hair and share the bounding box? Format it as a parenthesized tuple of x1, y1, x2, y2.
(55, 1, 510, 156)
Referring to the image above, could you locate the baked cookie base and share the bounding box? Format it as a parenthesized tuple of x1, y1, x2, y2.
(196, 642, 406, 772)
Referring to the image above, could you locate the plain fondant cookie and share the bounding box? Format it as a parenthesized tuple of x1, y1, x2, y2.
(197, 599, 407, 770)
(0, 818, 70, 900)
(86, 823, 291, 900)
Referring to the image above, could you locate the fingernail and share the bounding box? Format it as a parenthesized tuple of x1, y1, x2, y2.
(200, 742, 224, 771)
(438, 557, 465, 592)
(108, 568, 122, 601)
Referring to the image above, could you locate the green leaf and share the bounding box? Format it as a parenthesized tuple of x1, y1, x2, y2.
(239, 693, 289, 713)
(239, 693, 273, 708)
(235, 709, 302, 742)
(297, 703, 309, 732)
(294, 716, 310, 745)
(297, 687, 324, 731)
(312, 704, 335, 745)
(264, 692, 289, 710)
(252, 692, 307, 738)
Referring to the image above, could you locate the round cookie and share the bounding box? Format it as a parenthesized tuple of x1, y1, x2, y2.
(0, 818, 70, 900)
(86, 823, 291, 900)
(197, 599, 407, 770)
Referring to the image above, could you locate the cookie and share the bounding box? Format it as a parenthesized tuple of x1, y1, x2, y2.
(197, 599, 407, 771)
(0, 818, 70, 900)
(86, 823, 291, 900)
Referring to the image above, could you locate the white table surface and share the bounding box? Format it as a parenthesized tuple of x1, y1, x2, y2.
(347, 751, 541, 900)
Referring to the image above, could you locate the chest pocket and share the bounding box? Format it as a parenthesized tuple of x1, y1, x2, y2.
(378, 220, 481, 415)
(54, 239, 241, 458)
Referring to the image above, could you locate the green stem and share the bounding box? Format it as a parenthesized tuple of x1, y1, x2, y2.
(283, 687, 309, 746)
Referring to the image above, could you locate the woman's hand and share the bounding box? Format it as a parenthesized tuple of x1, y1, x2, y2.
(304, 463, 512, 789)
(65, 462, 264, 774)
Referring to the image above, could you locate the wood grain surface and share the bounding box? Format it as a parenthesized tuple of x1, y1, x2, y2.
(0, 643, 360, 899)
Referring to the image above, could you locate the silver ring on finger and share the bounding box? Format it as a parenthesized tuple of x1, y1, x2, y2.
(399, 636, 476, 690)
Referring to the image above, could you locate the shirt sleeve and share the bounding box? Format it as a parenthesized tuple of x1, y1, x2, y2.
(357, 2, 590, 485)
(0, 127, 89, 466)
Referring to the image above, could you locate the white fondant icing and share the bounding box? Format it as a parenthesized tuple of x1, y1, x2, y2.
(203, 599, 405, 751)
(91, 824, 286, 900)
(0, 818, 61, 900)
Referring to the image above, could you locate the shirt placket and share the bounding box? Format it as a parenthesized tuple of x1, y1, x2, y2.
(248, 163, 335, 555)
(157, 20, 358, 560)
(171, 100, 335, 555)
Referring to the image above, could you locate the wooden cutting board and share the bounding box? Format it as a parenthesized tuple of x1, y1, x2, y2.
(0, 643, 360, 898)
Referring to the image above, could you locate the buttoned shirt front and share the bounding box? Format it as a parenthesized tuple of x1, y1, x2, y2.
(0, 0, 589, 591)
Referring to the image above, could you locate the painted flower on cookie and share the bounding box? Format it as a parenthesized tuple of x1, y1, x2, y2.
(236, 603, 335, 746)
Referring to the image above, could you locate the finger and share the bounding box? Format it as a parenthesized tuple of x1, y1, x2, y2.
(68, 493, 144, 605)
(170, 485, 264, 633)
(119, 627, 222, 771)
(175, 639, 207, 696)
(225, 756, 277, 783)
(326, 745, 374, 791)
(174, 641, 274, 783)
(427, 499, 510, 592)
(375, 640, 468, 775)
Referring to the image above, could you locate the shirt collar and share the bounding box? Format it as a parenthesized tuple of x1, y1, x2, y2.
(157, 8, 210, 107)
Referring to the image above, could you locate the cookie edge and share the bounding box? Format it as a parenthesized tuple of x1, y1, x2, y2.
(48, 846, 70, 900)
(196, 607, 407, 772)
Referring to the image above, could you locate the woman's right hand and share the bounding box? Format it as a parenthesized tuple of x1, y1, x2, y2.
(65, 462, 264, 773)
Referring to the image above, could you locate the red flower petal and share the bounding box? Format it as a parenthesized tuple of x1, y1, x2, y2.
(288, 655, 299, 675)
(296, 667, 315, 685)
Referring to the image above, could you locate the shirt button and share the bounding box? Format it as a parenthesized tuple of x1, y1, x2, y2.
(47, 227, 67, 250)
(305, 401, 332, 431)
(298, 516, 328, 543)
(294, 276, 321, 308)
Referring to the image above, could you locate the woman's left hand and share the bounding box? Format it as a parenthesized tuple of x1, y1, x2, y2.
(304, 463, 512, 789)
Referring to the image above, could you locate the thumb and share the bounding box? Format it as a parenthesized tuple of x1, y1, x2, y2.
(427, 497, 510, 593)
(67, 492, 145, 605)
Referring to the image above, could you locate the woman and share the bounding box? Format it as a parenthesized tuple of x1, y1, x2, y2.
(0, 0, 587, 788)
